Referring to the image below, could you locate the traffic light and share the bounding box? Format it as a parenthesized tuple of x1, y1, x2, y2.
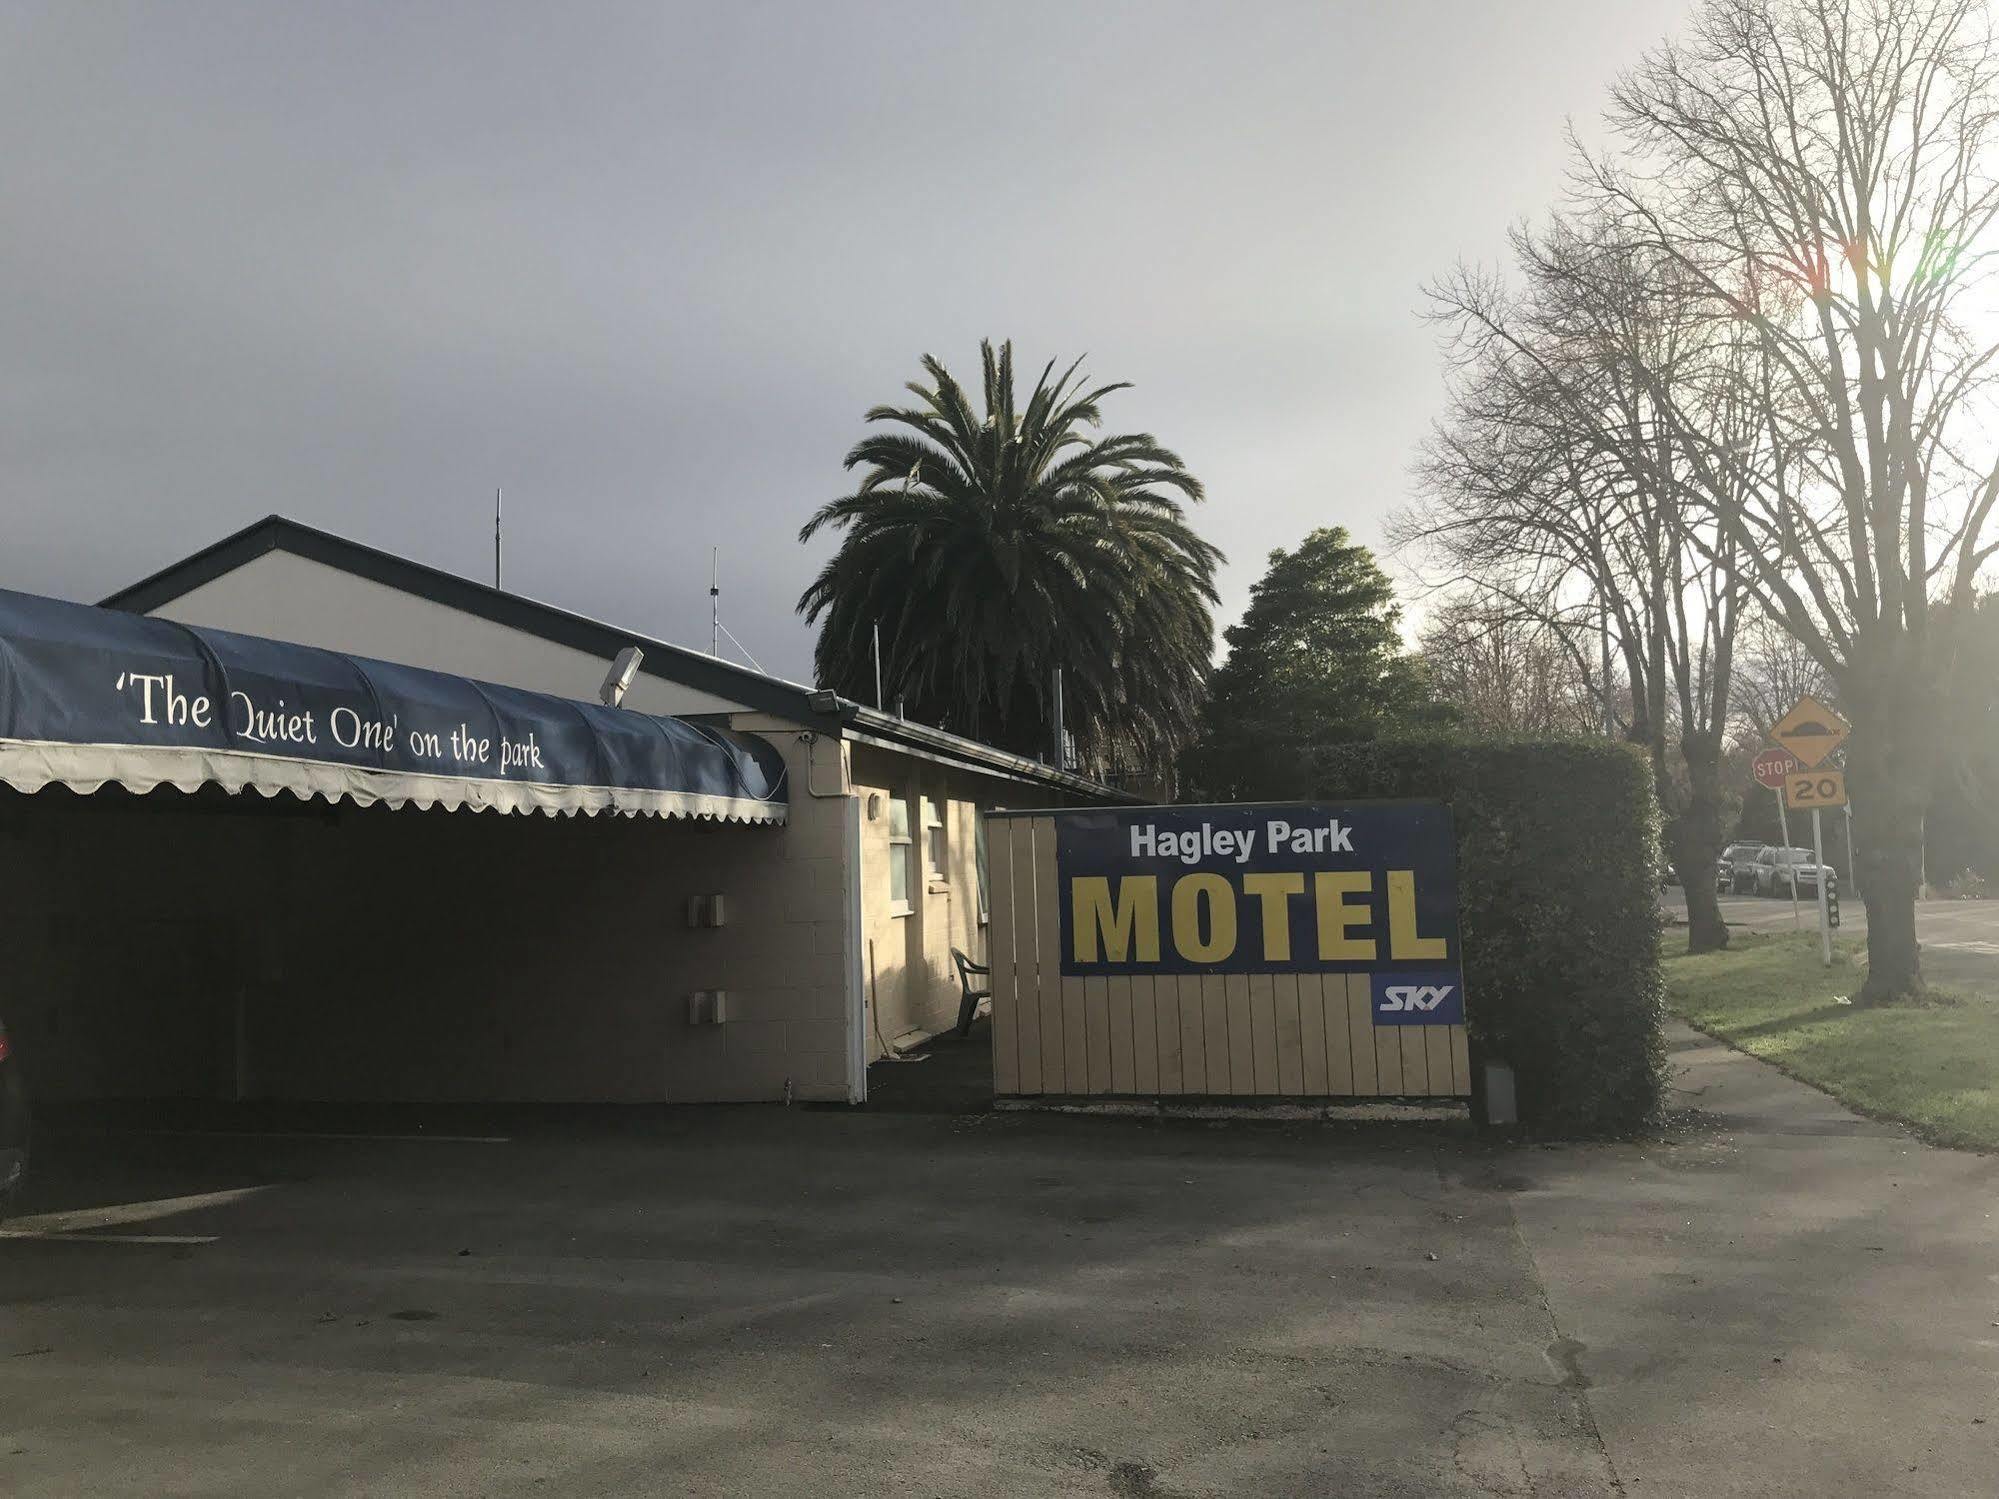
(1826, 876, 1841, 929)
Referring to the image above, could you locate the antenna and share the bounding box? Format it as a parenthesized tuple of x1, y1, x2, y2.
(716, 620, 767, 675)
(1051, 664, 1066, 768)
(872, 623, 883, 709)
(494, 487, 503, 590)
(710, 548, 720, 657)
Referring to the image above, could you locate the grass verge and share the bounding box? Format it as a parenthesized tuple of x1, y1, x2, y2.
(1664, 931, 1999, 1151)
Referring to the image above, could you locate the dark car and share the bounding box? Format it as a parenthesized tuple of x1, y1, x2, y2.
(1717, 841, 1768, 894)
(0, 1018, 25, 1219)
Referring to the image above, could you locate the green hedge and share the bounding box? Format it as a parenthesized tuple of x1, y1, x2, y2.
(1311, 738, 1667, 1134)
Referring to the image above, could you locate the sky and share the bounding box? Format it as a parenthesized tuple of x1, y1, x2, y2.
(1, 0, 1691, 684)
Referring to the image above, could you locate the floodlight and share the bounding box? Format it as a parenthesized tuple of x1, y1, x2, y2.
(599, 646, 644, 707)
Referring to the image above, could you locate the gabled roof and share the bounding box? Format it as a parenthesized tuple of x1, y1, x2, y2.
(103, 514, 1137, 803)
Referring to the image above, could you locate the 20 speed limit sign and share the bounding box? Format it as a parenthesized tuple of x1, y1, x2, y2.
(1784, 768, 1848, 809)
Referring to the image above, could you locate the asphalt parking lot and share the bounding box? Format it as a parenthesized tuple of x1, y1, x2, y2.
(5, 1029, 1998, 1498)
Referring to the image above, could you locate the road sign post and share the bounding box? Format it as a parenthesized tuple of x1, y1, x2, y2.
(1752, 747, 1802, 789)
(1781, 795, 1799, 926)
(1846, 801, 1857, 900)
(1812, 807, 1832, 967)
(1780, 768, 1847, 961)
(1783, 767, 1847, 810)
(1764, 700, 1852, 950)
(1771, 695, 1851, 772)
(1753, 747, 1803, 926)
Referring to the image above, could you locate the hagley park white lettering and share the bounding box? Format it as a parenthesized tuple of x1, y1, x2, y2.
(115, 670, 546, 773)
(1128, 816, 1355, 866)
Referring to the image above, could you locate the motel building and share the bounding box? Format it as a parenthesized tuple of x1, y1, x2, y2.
(0, 515, 1126, 1110)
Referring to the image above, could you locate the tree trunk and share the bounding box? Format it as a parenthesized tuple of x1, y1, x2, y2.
(1671, 729, 1731, 954)
(1844, 625, 1934, 1004)
(1675, 849, 1731, 952)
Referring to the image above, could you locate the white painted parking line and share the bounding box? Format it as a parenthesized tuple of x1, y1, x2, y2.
(2, 1185, 275, 1236)
(69, 1129, 512, 1145)
(0, 1230, 218, 1245)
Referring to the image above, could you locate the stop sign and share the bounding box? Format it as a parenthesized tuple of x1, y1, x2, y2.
(1752, 745, 1801, 789)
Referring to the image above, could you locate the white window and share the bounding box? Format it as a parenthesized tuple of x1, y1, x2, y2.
(923, 798, 947, 883)
(976, 812, 992, 926)
(889, 791, 914, 911)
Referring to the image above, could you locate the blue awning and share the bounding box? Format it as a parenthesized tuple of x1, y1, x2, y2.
(0, 587, 787, 824)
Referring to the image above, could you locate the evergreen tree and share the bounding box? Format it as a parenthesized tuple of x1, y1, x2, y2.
(1182, 528, 1438, 799)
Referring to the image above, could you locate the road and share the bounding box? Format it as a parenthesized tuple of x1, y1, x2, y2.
(1662, 886, 1999, 989)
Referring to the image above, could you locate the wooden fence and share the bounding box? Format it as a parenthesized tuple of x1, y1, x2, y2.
(985, 812, 1471, 1099)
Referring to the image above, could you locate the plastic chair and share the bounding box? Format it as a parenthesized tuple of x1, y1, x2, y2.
(950, 947, 991, 1038)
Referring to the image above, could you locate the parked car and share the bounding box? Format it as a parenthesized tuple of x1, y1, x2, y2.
(0, 1018, 25, 1221)
(1753, 845, 1837, 898)
(1716, 841, 1768, 894)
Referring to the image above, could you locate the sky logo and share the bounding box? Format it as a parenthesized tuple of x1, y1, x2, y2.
(1371, 970, 1465, 1026)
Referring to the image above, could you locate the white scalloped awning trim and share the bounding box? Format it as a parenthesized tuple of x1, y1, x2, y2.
(0, 737, 786, 825)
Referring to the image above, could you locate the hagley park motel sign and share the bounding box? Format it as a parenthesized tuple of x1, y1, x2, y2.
(1054, 801, 1466, 1026)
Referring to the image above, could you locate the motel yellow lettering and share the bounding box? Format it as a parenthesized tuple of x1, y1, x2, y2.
(1387, 869, 1449, 960)
(1241, 871, 1304, 962)
(1313, 870, 1376, 961)
(1170, 873, 1237, 963)
(1068, 867, 1451, 969)
(1071, 875, 1161, 963)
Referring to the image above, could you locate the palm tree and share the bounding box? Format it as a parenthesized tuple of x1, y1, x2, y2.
(798, 341, 1221, 778)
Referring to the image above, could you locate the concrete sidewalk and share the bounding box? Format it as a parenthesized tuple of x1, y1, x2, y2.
(1514, 1022, 1999, 1497)
(2, 1028, 1995, 1497)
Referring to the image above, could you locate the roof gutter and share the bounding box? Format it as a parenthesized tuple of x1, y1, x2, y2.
(803, 690, 1143, 803)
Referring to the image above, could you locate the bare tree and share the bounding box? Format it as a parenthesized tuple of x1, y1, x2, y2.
(1418, 594, 1607, 736)
(1408, 211, 1753, 952)
(1579, 0, 1999, 999)
(1732, 613, 1835, 744)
